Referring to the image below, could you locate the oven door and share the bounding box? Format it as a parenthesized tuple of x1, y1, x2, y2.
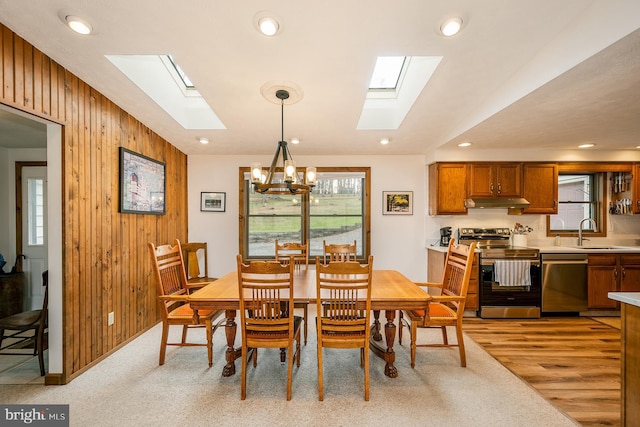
(480, 258, 541, 318)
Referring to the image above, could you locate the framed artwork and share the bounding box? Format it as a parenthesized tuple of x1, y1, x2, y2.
(383, 191, 413, 215)
(201, 192, 226, 212)
(119, 147, 166, 214)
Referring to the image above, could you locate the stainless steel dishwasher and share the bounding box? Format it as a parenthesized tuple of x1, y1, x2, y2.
(541, 253, 588, 313)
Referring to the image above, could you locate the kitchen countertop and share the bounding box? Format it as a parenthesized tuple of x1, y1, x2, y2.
(427, 244, 640, 254)
(609, 292, 640, 307)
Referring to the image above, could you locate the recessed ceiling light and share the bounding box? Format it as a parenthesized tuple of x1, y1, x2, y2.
(440, 17, 463, 37)
(291, 138, 300, 145)
(635, 145, 640, 149)
(380, 138, 390, 145)
(64, 15, 93, 35)
(578, 143, 595, 148)
(198, 137, 209, 144)
(258, 16, 279, 36)
(457, 142, 472, 147)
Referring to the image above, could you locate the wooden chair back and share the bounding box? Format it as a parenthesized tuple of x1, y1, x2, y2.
(435, 240, 477, 318)
(236, 255, 301, 400)
(149, 240, 190, 318)
(315, 255, 373, 401)
(275, 240, 309, 270)
(322, 240, 357, 262)
(181, 242, 216, 283)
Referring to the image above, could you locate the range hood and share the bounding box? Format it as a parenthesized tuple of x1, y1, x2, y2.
(465, 197, 530, 209)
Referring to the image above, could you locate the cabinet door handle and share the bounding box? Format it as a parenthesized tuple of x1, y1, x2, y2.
(497, 183, 502, 194)
(614, 269, 618, 278)
(622, 267, 626, 278)
(490, 183, 494, 193)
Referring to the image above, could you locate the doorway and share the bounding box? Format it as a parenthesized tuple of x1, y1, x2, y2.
(16, 162, 48, 311)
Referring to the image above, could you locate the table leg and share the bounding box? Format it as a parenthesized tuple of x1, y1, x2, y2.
(369, 309, 398, 378)
(372, 309, 382, 341)
(222, 309, 241, 377)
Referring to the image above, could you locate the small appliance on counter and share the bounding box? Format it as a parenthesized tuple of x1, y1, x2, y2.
(440, 227, 452, 246)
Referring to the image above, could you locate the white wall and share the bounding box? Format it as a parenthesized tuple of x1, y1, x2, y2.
(188, 154, 427, 281)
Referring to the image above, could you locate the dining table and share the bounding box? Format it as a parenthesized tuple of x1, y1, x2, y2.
(188, 268, 430, 378)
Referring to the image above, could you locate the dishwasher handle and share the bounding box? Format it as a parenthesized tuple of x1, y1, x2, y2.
(542, 259, 588, 265)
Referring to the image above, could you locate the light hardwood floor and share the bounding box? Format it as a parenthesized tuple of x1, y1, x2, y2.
(464, 316, 621, 427)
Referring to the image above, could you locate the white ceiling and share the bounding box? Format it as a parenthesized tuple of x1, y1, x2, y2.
(0, 0, 639, 156)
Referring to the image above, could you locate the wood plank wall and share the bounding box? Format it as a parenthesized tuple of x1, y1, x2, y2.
(0, 23, 188, 382)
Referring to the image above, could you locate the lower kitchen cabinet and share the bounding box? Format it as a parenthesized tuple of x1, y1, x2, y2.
(588, 254, 640, 309)
(427, 247, 479, 311)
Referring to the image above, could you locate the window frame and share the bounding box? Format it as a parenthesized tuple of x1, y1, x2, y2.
(239, 166, 371, 263)
(546, 165, 618, 238)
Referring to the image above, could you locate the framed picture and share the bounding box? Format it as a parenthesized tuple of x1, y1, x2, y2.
(201, 192, 226, 212)
(119, 147, 166, 214)
(383, 191, 413, 215)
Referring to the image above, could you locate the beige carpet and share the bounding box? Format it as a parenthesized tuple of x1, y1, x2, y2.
(0, 307, 577, 426)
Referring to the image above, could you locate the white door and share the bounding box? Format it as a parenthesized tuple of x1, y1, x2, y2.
(21, 166, 48, 310)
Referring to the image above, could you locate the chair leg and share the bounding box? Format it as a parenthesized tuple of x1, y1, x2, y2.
(295, 330, 301, 368)
(0, 328, 4, 349)
(456, 322, 467, 367)
(286, 341, 294, 401)
(240, 343, 248, 400)
(205, 319, 213, 367)
(280, 347, 286, 363)
(363, 344, 370, 401)
(410, 320, 417, 369)
(159, 322, 169, 365)
(317, 339, 324, 401)
(398, 311, 404, 345)
(441, 326, 448, 345)
(37, 331, 45, 376)
(181, 325, 188, 343)
(303, 304, 308, 345)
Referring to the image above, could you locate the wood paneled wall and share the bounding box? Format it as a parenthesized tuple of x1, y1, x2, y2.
(1, 23, 188, 382)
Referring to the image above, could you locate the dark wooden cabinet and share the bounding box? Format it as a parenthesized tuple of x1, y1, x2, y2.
(0, 272, 25, 318)
(633, 163, 640, 214)
(468, 162, 521, 198)
(428, 163, 467, 215)
(522, 163, 558, 214)
(588, 254, 640, 309)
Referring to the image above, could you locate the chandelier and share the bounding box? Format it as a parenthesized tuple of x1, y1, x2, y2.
(250, 89, 316, 195)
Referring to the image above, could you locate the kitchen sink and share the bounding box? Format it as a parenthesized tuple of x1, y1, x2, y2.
(572, 246, 631, 250)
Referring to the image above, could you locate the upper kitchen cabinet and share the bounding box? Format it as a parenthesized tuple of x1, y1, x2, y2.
(429, 163, 467, 215)
(522, 163, 558, 214)
(633, 163, 640, 214)
(468, 163, 522, 198)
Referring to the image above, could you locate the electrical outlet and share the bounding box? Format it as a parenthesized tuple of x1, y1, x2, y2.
(108, 311, 114, 326)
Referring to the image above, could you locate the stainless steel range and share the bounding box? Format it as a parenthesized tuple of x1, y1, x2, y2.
(458, 227, 541, 319)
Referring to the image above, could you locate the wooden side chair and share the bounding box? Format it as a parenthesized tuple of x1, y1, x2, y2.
(237, 255, 302, 400)
(323, 240, 357, 262)
(275, 239, 310, 345)
(0, 270, 49, 376)
(181, 241, 217, 287)
(399, 239, 477, 368)
(148, 239, 224, 367)
(315, 255, 373, 401)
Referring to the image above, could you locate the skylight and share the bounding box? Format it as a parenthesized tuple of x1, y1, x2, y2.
(357, 56, 442, 130)
(167, 55, 194, 88)
(106, 55, 225, 130)
(369, 56, 405, 90)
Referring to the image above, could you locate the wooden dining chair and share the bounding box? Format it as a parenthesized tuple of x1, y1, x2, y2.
(181, 241, 217, 287)
(0, 270, 48, 376)
(237, 255, 302, 400)
(323, 240, 357, 262)
(148, 239, 224, 367)
(275, 239, 310, 345)
(315, 255, 373, 401)
(399, 239, 477, 368)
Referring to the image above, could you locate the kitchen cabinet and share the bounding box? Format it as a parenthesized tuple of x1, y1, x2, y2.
(428, 163, 467, 215)
(522, 163, 558, 214)
(633, 163, 640, 214)
(427, 247, 479, 311)
(468, 162, 521, 198)
(588, 254, 640, 309)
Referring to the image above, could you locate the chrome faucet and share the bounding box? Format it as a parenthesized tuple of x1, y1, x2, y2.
(578, 218, 596, 246)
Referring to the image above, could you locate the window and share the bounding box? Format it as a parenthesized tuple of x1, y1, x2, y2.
(549, 173, 603, 234)
(369, 56, 406, 90)
(240, 167, 370, 261)
(27, 178, 45, 245)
